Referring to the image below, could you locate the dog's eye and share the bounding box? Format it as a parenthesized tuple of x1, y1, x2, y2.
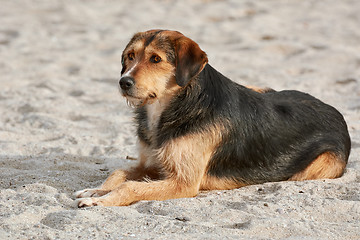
(128, 53, 135, 61)
(150, 55, 162, 63)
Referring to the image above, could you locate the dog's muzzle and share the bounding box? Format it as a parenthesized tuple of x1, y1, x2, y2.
(119, 76, 135, 91)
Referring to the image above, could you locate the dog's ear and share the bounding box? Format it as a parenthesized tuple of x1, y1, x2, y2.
(175, 38, 208, 87)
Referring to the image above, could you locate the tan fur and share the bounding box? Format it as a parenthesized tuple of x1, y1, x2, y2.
(81, 178, 198, 207)
(100, 169, 128, 190)
(289, 152, 346, 181)
(246, 85, 272, 93)
(200, 175, 247, 190)
(156, 123, 225, 183)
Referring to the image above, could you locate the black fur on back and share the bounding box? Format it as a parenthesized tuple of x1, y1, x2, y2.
(135, 64, 351, 184)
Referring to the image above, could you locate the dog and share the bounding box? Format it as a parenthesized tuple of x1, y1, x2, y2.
(75, 30, 351, 207)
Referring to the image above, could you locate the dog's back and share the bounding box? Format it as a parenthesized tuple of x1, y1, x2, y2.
(170, 64, 351, 184)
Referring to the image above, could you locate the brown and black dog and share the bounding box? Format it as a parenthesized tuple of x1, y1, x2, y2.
(75, 30, 351, 207)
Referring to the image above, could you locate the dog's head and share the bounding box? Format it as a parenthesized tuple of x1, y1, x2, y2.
(119, 30, 208, 106)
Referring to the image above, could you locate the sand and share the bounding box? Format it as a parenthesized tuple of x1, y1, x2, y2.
(0, 0, 359, 239)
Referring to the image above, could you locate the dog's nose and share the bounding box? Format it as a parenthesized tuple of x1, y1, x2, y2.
(119, 76, 135, 90)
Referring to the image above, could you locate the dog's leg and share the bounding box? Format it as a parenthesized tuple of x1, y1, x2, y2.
(76, 130, 221, 207)
(289, 152, 346, 181)
(75, 169, 129, 198)
(200, 175, 247, 190)
(76, 177, 200, 207)
(75, 163, 160, 198)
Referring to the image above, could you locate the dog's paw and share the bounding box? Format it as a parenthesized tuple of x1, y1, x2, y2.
(76, 198, 103, 208)
(74, 189, 110, 198)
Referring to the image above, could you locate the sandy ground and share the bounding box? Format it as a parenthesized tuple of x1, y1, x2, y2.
(0, 0, 359, 239)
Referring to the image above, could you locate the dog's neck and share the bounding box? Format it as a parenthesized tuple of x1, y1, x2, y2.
(144, 82, 182, 135)
(146, 99, 163, 133)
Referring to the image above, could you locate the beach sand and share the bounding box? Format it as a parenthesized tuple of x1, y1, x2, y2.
(0, 0, 359, 239)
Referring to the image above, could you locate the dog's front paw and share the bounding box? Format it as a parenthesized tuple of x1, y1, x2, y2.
(75, 189, 110, 198)
(76, 197, 104, 208)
